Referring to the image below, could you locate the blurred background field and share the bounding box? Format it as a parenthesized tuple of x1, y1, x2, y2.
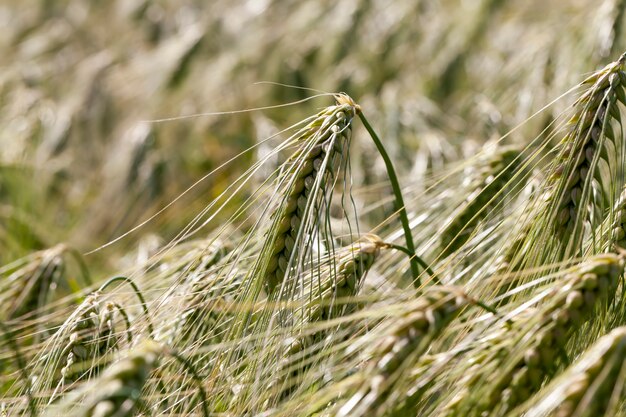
(2, 0, 623, 273)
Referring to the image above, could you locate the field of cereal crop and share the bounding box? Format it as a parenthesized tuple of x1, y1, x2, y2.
(3, 1, 626, 416)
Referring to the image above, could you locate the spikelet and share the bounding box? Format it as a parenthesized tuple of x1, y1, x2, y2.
(606, 186, 626, 249)
(522, 326, 626, 417)
(336, 286, 469, 417)
(262, 94, 359, 294)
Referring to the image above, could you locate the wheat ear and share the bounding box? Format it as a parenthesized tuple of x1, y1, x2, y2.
(261, 95, 358, 294)
(523, 326, 626, 417)
(440, 147, 521, 258)
(173, 270, 241, 347)
(0, 244, 91, 320)
(304, 233, 386, 323)
(57, 294, 120, 386)
(336, 286, 470, 417)
(471, 254, 623, 416)
(549, 54, 626, 251)
(47, 341, 161, 417)
(270, 234, 386, 402)
(2, 247, 65, 319)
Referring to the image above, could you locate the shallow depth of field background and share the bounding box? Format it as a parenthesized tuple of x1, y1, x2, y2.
(2, 0, 622, 271)
(3, 1, 626, 416)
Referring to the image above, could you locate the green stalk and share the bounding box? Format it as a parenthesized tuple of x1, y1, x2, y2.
(387, 243, 439, 284)
(168, 349, 210, 417)
(358, 112, 422, 286)
(98, 276, 154, 337)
